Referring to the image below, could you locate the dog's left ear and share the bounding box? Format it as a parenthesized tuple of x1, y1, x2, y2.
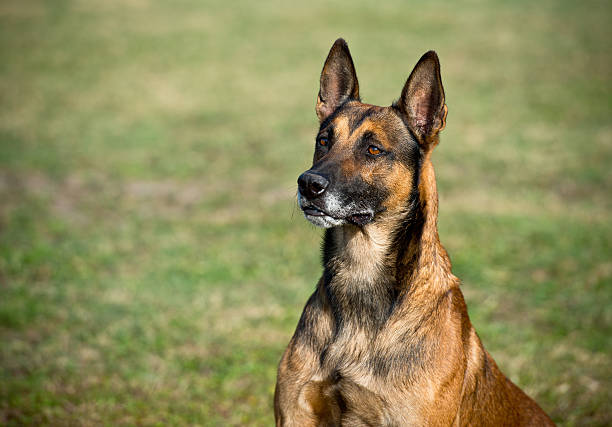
(316, 38, 360, 122)
(397, 51, 447, 148)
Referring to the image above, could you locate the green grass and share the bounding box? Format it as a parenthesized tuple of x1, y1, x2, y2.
(1, 0, 610, 425)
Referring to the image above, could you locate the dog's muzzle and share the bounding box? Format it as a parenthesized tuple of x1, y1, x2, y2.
(297, 171, 329, 200)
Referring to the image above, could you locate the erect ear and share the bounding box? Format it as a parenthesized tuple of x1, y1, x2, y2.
(316, 38, 360, 122)
(397, 51, 447, 147)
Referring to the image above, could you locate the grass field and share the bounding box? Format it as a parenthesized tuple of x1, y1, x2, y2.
(1, 0, 610, 425)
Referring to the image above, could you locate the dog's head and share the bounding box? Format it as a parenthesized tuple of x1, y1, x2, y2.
(298, 39, 448, 228)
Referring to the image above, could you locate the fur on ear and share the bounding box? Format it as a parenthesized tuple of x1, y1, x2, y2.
(397, 51, 447, 148)
(316, 38, 360, 122)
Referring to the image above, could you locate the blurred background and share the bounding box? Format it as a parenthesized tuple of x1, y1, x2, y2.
(1, 0, 610, 425)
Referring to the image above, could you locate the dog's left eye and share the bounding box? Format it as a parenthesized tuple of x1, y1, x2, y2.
(319, 138, 328, 147)
(368, 145, 382, 156)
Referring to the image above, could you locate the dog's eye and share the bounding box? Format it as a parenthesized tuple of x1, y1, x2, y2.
(319, 138, 328, 147)
(368, 145, 382, 156)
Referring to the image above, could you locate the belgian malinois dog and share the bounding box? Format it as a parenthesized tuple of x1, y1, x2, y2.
(274, 39, 554, 426)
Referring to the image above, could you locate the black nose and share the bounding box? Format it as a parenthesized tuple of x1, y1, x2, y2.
(298, 171, 329, 200)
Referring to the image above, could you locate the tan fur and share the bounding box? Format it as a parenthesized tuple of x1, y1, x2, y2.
(276, 41, 554, 426)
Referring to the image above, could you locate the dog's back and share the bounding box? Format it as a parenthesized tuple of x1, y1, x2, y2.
(275, 39, 554, 426)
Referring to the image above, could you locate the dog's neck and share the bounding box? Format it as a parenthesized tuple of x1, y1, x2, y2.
(322, 153, 455, 330)
(396, 152, 453, 289)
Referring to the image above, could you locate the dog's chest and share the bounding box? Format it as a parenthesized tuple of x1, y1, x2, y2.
(294, 290, 433, 424)
(319, 326, 377, 374)
(300, 351, 420, 426)
(300, 329, 410, 421)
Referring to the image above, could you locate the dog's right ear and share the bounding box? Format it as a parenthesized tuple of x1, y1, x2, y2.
(316, 38, 360, 122)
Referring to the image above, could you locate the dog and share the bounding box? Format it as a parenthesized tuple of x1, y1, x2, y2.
(274, 39, 554, 426)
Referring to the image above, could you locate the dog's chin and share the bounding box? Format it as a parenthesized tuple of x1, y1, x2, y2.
(301, 206, 375, 229)
(304, 213, 346, 228)
(302, 209, 346, 228)
(298, 193, 375, 228)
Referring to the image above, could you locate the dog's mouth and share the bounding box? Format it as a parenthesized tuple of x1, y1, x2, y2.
(302, 205, 374, 227)
(302, 206, 327, 217)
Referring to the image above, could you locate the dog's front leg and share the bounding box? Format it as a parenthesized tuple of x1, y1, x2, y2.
(274, 343, 338, 426)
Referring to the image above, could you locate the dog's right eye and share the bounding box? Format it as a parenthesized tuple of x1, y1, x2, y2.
(318, 138, 328, 147)
(368, 145, 382, 156)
